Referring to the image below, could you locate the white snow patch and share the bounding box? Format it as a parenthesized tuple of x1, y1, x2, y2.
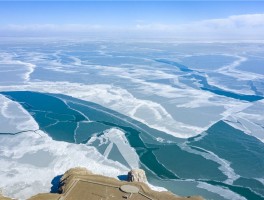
(88, 128, 140, 169)
(224, 100, 264, 142)
(0, 95, 129, 199)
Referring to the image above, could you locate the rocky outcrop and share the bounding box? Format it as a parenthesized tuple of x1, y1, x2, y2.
(61, 167, 93, 180)
(2, 167, 204, 200)
(60, 167, 203, 200)
(59, 167, 93, 193)
(128, 169, 147, 182)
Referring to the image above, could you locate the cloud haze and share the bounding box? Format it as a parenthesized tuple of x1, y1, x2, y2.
(1, 13, 264, 40)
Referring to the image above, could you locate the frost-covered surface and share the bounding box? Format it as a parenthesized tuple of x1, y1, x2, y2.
(0, 82, 209, 138)
(224, 100, 264, 142)
(0, 95, 38, 133)
(88, 128, 140, 169)
(0, 95, 128, 199)
(0, 42, 263, 140)
(0, 41, 264, 200)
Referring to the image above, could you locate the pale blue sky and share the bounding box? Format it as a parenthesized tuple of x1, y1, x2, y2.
(1, 1, 263, 25)
(1, 1, 264, 40)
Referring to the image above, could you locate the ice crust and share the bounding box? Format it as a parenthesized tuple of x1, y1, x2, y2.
(0, 95, 129, 199)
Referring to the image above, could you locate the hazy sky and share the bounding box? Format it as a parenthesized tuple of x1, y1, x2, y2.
(1, 1, 264, 40)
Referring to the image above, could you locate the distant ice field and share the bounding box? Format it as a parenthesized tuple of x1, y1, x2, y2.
(0, 40, 263, 200)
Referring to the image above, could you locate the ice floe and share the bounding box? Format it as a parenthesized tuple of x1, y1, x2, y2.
(88, 128, 140, 169)
(197, 182, 247, 200)
(224, 100, 264, 142)
(0, 95, 129, 199)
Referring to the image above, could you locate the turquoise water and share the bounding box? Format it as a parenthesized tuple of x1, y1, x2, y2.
(1, 41, 264, 200)
(2, 91, 264, 200)
(190, 121, 264, 179)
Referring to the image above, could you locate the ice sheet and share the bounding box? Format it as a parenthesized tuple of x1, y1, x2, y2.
(0, 95, 129, 199)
